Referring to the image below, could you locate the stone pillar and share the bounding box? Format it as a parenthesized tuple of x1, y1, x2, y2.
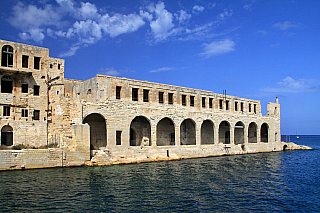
(257, 126, 261, 143)
(196, 123, 201, 146)
(230, 126, 235, 145)
(175, 125, 180, 146)
(244, 125, 249, 144)
(214, 125, 219, 144)
(151, 124, 157, 147)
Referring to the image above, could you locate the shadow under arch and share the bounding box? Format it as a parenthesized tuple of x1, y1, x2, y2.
(261, 123, 269, 143)
(157, 117, 175, 146)
(248, 122, 258, 143)
(201, 120, 214, 144)
(234, 121, 245, 145)
(180, 118, 196, 145)
(1, 125, 13, 146)
(130, 116, 151, 146)
(83, 113, 107, 150)
(219, 121, 230, 144)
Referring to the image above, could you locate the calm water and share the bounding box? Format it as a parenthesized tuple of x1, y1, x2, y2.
(0, 135, 319, 212)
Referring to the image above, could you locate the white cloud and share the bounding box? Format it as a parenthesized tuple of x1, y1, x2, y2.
(149, 67, 174, 73)
(77, 2, 100, 20)
(192, 5, 204, 14)
(243, 4, 252, 10)
(256, 30, 267, 36)
(59, 45, 80, 57)
(274, 21, 298, 30)
(199, 39, 235, 57)
(175, 10, 191, 24)
(218, 9, 233, 20)
(261, 77, 320, 93)
(101, 68, 121, 76)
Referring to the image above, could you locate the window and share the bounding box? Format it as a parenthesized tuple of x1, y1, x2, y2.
(87, 89, 91, 94)
(143, 89, 149, 102)
(3, 106, 10, 116)
(116, 131, 122, 145)
(182, 95, 186, 106)
(116, 86, 121, 99)
(235, 101, 238, 111)
(209, 98, 213, 108)
(33, 110, 40, 120)
(168, 93, 173, 104)
(226, 100, 229, 110)
(21, 109, 28, 117)
(241, 102, 244, 112)
(50, 64, 53, 69)
(190, 96, 195, 107)
(254, 104, 257, 114)
(58, 64, 61, 69)
(1, 45, 13, 67)
(22, 55, 29, 68)
(34, 57, 41, 70)
(21, 84, 28, 93)
(159, 91, 164, 103)
(249, 103, 252, 112)
(219, 99, 223, 109)
(132, 88, 138, 101)
(33, 85, 40, 96)
(202, 97, 206, 108)
(1, 76, 13, 93)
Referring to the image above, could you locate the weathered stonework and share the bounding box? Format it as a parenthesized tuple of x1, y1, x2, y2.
(0, 39, 311, 171)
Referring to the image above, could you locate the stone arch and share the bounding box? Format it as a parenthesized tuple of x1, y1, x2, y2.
(234, 121, 245, 145)
(201, 120, 214, 144)
(1, 125, 13, 146)
(219, 121, 230, 144)
(130, 116, 151, 146)
(83, 113, 107, 150)
(261, 123, 269, 143)
(156, 117, 175, 146)
(248, 122, 258, 143)
(1, 75, 13, 93)
(180, 119, 196, 145)
(1, 45, 14, 67)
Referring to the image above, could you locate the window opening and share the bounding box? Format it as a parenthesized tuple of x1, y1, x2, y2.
(22, 55, 29, 68)
(143, 89, 149, 102)
(1, 76, 13, 93)
(132, 88, 138, 101)
(21, 84, 28, 93)
(50, 64, 53, 69)
(219, 99, 223, 109)
(202, 97, 206, 108)
(209, 98, 213, 108)
(116, 86, 121, 99)
(182, 95, 186, 106)
(235, 101, 238, 111)
(159, 91, 164, 103)
(3, 106, 10, 116)
(1, 45, 13, 67)
(21, 109, 28, 117)
(190, 96, 195, 107)
(34, 57, 41, 70)
(168, 93, 173, 104)
(87, 89, 91, 94)
(33, 85, 40, 96)
(241, 102, 244, 112)
(226, 100, 229, 110)
(249, 103, 252, 112)
(58, 64, 61, 69)
(116, 131, 122, 145)
(33, 110, 40, 120)
(254, 104, 257, 114)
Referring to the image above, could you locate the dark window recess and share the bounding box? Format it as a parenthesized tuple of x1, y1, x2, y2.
(50, 64, 53, 69)
(249, 103, 252, 112)
(202, 97, 206, 108)
(159, 92, 164, 103)
(209, 98, 213, 108)
(33, 85, 40, 96)
(170, 133, 175, 144)
(116, 86, 121, 99)
(3, 106, 10, 116)
(219, 99, 223, 109)
(116, 131, 122, 145)
(226, 100, 229, 110)
(87, 89, 91, 94)
(58, 64, 61, 69)
(21, 84, 28, 93)
(1, 76, 13, 93)
(182, 95, 186, 106)
(132, 88, 138, 101)
(21, 109, 28, 117)
(241, 102, 244, 112)
(235, 101, 238, 111)
(22, 55, 29, 68)
(143, 89, 149, 102)
(33, 110, 40, 120)
(34, 57, 41, 70)
(1, 45, 13, 67)
(168, 93, 173, 104)
(190, 96, 195, 107)
(254, 104, 257, 114)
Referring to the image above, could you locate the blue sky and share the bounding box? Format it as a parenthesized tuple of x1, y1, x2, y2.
(0, 0, 319, 135)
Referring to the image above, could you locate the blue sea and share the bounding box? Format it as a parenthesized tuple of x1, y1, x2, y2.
(0, 135, 319, 212)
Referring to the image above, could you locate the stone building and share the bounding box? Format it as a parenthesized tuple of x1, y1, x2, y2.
(0, 39, 291, 169)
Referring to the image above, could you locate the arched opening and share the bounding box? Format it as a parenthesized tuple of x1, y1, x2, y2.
(1, 45, 14, 67)
(219, 121, 230, 144)
(261, 123, 269, 143)
(248, 122, 257, 143)
(234, 121, 244, 145)
(283, 145, 288, 151)
(83, 113, 107, 150)
(1, 75, 13, 93)
(180, 119, 196, 145)
(1, 125, 13, 146)
(130, 116, 151, 146)
(157, 117, 175, 146)
(201, 120, 214, 144)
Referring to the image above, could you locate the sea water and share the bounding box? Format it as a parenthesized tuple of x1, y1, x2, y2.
(0, 135, 319, 212)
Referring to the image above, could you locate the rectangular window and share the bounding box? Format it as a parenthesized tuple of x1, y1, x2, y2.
(143, 89, 149, 102)
(22, 55, 29, 68)
(241, 102, 244, 112)
(249, 103, 252, 112)
(182, 95, 186, 106)
(168, 93, 173, 104)
(219, 99, 223, 109)
(202, 97, 206, 108)
(21, 109, 28, 117)
(116, 131, 122, 145)
(33, 110, 40, 120)
(254, 104, 257, 114)
(132, 88, 138, 101)
(58, 64, 61, 69)
(34, 57, 41, 70)
(33, 85, 40, 96)
(226, 100, 229, 110)
(235, 101, 238, 111)
(159, 91, 164, 103)
(3, 106, 10, 116)
(209, 98, 213, 108)
(50, 64, 53, 69)
(190, 96, 195, 107)
(21, 84, 28, 93)
(116, 86, 121, 99)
